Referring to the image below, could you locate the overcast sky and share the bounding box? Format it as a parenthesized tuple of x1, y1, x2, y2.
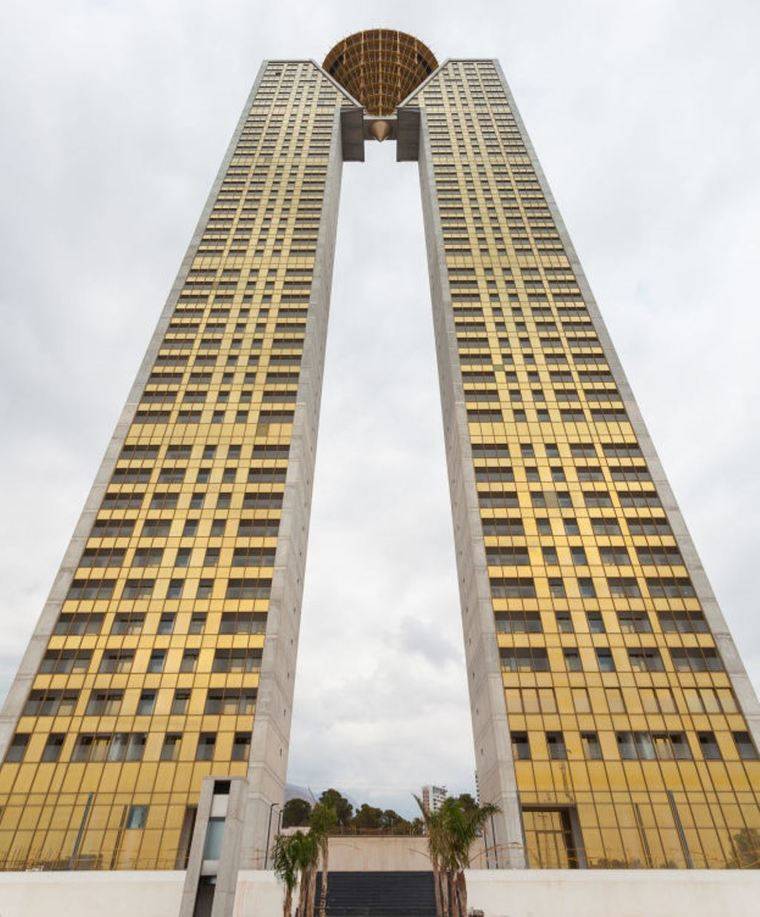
(1, 0, 759, 817)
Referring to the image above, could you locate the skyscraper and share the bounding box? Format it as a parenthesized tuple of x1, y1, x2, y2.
(1, 27, 758, 896)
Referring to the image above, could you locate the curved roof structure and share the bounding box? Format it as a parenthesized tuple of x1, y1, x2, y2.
(323, 29, 437, 115)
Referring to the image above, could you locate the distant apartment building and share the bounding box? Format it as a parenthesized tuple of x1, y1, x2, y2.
(422, 785, 448, 815)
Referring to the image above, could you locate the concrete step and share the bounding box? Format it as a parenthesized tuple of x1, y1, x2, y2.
(316, 871, 437, 916)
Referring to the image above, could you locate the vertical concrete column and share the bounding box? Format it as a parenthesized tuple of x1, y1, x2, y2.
(239, 100, 351, 867)
(179, 778, 216, 917)
(179, 777, 248, 917)
(211, 781, 249, 917)
(414, 107, 526, 868)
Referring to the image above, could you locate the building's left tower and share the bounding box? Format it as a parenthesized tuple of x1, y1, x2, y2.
(0, 60, 357, 872)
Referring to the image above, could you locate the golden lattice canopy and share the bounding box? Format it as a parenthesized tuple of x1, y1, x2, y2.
(323, 29, 437, 115)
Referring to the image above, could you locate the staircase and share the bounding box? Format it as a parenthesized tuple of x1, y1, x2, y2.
(316, 871, 437, 916)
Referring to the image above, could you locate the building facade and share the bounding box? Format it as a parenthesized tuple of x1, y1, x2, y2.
(1, 29, 759, 895)
(421, 785, 448, 816)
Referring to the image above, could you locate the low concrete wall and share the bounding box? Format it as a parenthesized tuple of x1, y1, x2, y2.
(2, 866, 759, 917)
(319, 835, 487, 871)
(0, 870, 185, 917)
(465, 869, 760, 917)
(327, 836, 430, 871)
(233, 871, 283, 916)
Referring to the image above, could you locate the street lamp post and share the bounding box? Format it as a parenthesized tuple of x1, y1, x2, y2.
(263, 802, 280, 869)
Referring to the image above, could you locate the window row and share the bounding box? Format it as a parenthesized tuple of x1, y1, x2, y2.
(5, 728, 252, 764)
(509, 729, 758, 762)
(22, 687, 256, 720)
(500, 645, 724, 674)
(38, 647, 263, 675)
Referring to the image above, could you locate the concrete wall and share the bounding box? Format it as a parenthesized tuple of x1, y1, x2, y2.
(2, 867, 759, 917)
(465, 869, 760, 917)
(232, 871, 282, 916)
(0, 871, 184, 917)
(326, 836, 487, 871)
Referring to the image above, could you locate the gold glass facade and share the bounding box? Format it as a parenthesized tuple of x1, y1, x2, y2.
(0, 60, 351, 871)
(409, 59, 760, 868)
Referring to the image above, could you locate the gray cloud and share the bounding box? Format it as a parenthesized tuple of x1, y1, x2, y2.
(1, 0, 758, 817)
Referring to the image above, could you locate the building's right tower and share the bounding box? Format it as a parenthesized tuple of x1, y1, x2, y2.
(401, 58, 760, 870)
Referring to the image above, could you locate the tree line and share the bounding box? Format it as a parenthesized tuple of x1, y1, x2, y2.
(282, 787, 480, 834)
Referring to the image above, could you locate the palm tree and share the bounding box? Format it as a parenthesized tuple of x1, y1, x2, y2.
(442, 797, 499, 917)
(271, 830, 321, 917)
(272, 831, 304, 917)
(294, 831, 320, 917)
(414, 795, 446, 917)
(416, 794, 500, 917)
(309, 803, 338, 917)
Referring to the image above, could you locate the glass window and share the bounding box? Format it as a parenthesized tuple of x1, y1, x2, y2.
(511, 732, 530, 760)
(495, 611, 542, 633)
(546, 732, 567, 760)
(203, 818, 225, 859)
(108, 734, 128, 762)
(127, 733, 146, 762)
(189, 613, 207, 634)
(196, 733, 216, 761)
(158, 613, 176, 634)
(549, 577, 566, 598)
(86, 691, 122, 716)
(112, 613, 144, 635)
(581, 732, 602, 760)
(41, 734, 65, 763)
(734, 732, 759, 760)
(629, 649, 664, 672)
(126, 805, 148, 829)
(172, 690, 190, 715)
(698, 732, 721, 761)
(161, 734, 181, 761)
(500, 648, 549, 672)
(634, 733, 656, 760)
(542, 547, 559, 564)
(148, 651, 165, 673)
(5, 734, 29, 763)
(232, 732, 252, 761)
(619, 612, 651, 633)
(596, 649, 615, 672)
(137, 691, 156, 715)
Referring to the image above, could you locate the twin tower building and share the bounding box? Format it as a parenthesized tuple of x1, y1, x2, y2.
(1, 29, 758, 887)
